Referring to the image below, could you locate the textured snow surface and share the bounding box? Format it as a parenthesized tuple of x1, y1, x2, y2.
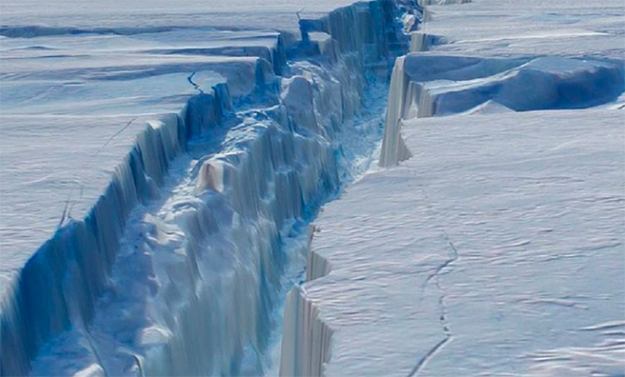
(2, 0, 624, 375)
(0, 0, 363, 34)
(288, 110, 625, 377)
(421, 0, 625, 60)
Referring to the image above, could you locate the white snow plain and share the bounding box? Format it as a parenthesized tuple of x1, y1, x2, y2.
(281, 0, 625, 376)
(419, 0, 625, 60)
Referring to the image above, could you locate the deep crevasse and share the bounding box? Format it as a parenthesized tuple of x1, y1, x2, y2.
(0, 1, 420, 376)
(280, 1, 625, 375)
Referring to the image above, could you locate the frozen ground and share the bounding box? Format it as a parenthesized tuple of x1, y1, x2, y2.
(281, 0, 625, 376)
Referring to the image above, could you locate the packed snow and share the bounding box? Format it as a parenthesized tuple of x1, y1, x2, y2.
(418, 0, 625, 60)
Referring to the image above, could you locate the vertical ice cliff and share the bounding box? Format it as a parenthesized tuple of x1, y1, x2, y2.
(0, 1, 419, 376)
(378, 56, 412, 167)
(279, 285, 333, 377)
(278, 227, 331, 377)
(378, 53, 625, 167)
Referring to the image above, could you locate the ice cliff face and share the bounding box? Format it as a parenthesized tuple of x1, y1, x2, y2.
(379, 55, 625, 166)
(0, 1, 418, 376)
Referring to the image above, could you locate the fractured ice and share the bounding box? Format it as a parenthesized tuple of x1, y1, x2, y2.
(0, 0, 420, 376)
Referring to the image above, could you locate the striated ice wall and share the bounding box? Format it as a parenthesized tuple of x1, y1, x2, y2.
(378, 56, 412, 167)
(378, 53, 625, 167)
(0, 1, 419, 376)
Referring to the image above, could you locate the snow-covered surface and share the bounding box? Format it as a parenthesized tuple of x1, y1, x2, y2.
(421, 0, 625, 60)
(280, 0, 625, 376)
(287, 109, 625, 377)
(1, 114, 151, 278)
(0, 0, 361, 34)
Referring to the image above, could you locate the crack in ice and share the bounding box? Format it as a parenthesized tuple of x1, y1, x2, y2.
(410, 176, 459, 377)
(187, 71, 204, 94)
(407, 336, 451, 377)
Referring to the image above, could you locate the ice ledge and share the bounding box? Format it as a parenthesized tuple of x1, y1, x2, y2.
(379, 54, 625, 166)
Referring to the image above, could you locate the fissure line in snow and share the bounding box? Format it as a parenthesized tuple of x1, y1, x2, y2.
(187, 71, 203, 94)
(410, 178, 459, 377)
(410, 243, 456, 377)
(59, 116, 139, 228)
(407, 336, 451, 377)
